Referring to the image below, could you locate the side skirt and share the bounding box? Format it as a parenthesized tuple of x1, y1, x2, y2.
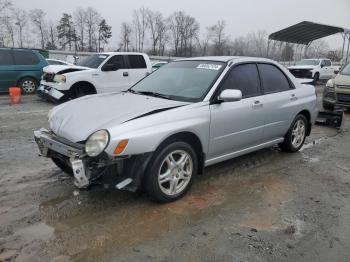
(204, 138, 284, 167)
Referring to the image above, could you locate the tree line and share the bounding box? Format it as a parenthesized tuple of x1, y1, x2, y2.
(0, 0, 112, 52)
(0, 1, 338, 61)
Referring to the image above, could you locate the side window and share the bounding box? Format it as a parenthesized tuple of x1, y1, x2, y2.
(13, 50, 39, 65)
(258, 64, 291, 93)
(0, 50, 14, 65)
(324, 60, 331, 67)
(107, 55, 127, 69)
(128, 55, 146, 69)
(220, 63, 261, 98)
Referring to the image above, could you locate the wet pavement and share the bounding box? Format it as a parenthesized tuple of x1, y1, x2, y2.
(0, 87, 350, 261)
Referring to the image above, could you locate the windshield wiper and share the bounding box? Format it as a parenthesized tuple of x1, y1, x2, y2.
(130, 90, 172, 100)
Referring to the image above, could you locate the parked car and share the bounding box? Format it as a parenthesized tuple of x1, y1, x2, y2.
(152, 61, 168, 71)
(323, 62, 350, 110)
(46, 59, 73, 66)
(37, 52, 152, 102)
(289, 59, 340, 83)
(34, 57, 317, 202)
(0, 48, 48, 93)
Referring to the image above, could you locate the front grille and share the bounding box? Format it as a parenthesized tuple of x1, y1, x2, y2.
(289, 69, 312, 78)
(337, 93, 350, 103)
(43, 73, 55, 82)
(336, 85, 350, 89)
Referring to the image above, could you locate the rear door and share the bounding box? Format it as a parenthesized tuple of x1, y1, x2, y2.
(209, 63, 265, 159)
(13, 49, 42, 80)
(0, 49, 16, 92)
(257, 63, 298, 141)
(98, 55, 130, 93)
(126, 54, 149, 85)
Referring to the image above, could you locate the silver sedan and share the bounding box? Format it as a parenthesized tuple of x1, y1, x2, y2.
(34, 57, 317, 202)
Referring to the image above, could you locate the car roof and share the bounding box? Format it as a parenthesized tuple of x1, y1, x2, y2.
(175, 56, 278, 64)
(100, 52, 147, 56)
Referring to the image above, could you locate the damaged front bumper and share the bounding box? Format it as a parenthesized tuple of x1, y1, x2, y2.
(34, 128, 152, 191)
(37, 85, 66, 103)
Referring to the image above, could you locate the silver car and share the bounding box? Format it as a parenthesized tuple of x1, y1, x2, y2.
(34, 57, 317, 202)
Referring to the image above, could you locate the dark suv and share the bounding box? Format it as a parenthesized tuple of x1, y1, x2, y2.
(0, 48, 48, 94)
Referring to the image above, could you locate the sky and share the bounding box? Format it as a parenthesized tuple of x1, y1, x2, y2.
(11, 0, 350, 50)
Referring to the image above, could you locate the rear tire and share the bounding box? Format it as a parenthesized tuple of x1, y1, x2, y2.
(279, 114, 308, 153)
(313, 72, 319, 85)
(69, 84, 96, 99)
(144, 141, 197, 203)
(18, 77, 38, 94)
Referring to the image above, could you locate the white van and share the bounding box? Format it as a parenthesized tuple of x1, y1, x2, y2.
(37, 52, 152, 101)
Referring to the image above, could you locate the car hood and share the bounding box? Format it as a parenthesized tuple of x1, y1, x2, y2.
(49, 92, 190, 142)
(334, 74, 350, 86)
(43, 65, 90, 74)
(288, 65, 316, 70)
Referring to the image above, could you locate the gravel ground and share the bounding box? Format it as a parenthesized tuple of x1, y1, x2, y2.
(0, 87, 349, 262)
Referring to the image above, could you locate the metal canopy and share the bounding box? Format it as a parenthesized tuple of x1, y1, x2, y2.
(268, 21, 350, 64)
(269, 21, 349, 45)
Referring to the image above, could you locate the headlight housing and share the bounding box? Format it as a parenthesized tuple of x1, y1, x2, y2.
(85, 130, 110, 157)
(326, 79, 334, 88)
(53, 74, 66, 83)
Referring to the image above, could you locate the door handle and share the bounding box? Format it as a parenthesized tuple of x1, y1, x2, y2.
(252, 100, 263, 109)
(123, 72, 129, 77)
(290, 94, 298, 101)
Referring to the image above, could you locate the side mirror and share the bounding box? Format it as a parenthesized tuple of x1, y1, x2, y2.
(320, 64, 324, 68)
(218, 89, 242, 103)
(102, 63, 118, 71)
(334, 70, 339, 75)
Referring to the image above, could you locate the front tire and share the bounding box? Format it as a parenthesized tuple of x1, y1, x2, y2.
(323, 101, 334, 111)
(144, 141, 198, 203)
(313, 72, 319, 85)
(279, 114, 308, 152)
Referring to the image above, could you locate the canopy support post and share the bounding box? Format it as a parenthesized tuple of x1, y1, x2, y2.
(346, 34, 350, 64)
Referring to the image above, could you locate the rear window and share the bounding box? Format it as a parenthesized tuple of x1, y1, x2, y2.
(13, 50, 39, 65)
(128, 55, 146, 69)
(258, 63, 291, 93)
(0, 50, 14, 65)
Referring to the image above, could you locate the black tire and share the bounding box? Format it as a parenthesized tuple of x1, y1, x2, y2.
(51, 157, 73, 176)
(279, 114, 308, 153)
(144, 141, 198, 203)
(322, 101, 334, 111)
(69, 84, 96, 99)
(313, 72, 319, 85)
(18, 77, 38, 94)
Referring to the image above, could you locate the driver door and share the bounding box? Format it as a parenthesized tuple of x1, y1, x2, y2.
(97, 55, 130, 93)
(209, 63, 265, 160)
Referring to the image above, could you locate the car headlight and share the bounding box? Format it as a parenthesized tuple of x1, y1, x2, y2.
(85, 130, 110, 157)
(53, 74, 66, 83)
(326, 79, 334, 88)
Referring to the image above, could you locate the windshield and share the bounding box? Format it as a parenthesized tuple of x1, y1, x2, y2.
(77, 54, 109, 68)
(131, 60, 225, 102)
(295, 59, 320, 66)
(341, 63, 350, 75)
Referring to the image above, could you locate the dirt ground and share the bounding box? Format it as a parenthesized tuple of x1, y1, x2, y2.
(0, 86, 349, 262)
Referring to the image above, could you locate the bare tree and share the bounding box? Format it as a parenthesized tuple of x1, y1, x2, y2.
(120, 22, 132, 51)
(3, 14, 14, 47)
(13, 8, 27, 47)
(132, 6, 148, 52)
(0, 0, 12, 46)
(30, 8, 46, 49)
(85, 7, 100, 52)
(74, 7, 86, 51)
(307, 40, 329, 58)
(168, 11, 184, 56)
(208, 20, 227, 55)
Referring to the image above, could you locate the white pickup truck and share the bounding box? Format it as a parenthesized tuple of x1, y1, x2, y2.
(288, 59, 340, 83)
(37, 52, 152, 102)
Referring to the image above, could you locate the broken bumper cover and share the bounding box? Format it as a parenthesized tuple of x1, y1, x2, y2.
(34, 128, 90, 188)
(37, 85, 65, 102)
(34, 128, 153, 191)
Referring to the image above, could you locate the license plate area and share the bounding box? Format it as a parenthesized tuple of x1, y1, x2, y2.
(71, 159, 90, 188)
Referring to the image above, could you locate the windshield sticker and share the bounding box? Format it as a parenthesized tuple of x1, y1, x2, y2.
(197, 64, 222, 70)
(99, 55, 107, 59)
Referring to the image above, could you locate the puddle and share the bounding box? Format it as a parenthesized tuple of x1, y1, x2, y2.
(300, 138, 325, 151)
(15, 223, 54, 242)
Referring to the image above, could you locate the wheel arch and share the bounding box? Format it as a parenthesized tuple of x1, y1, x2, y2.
(70, 81, 97, 94)
(17, 75, 39, 86)
(297, 109, 312, 136)
(155, 131, 205, 175)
